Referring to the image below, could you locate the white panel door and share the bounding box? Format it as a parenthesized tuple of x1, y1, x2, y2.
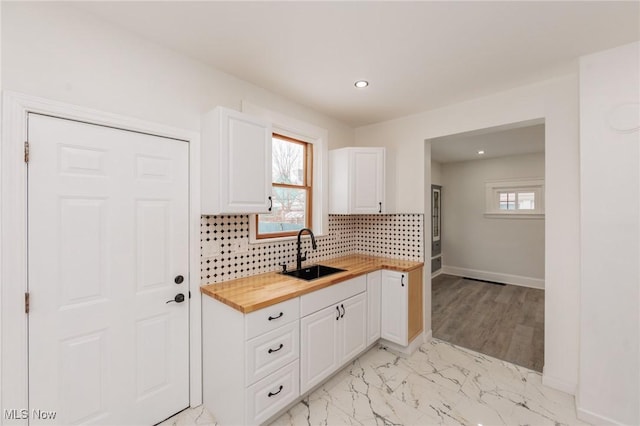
(350, 148, 384, 214)
(380, 271, 408, 346)
(300, 304, 340, 394)
(339, 293, 367, 363)
(28, 114, 190, 425)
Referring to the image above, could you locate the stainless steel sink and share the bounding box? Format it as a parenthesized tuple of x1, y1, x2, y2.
(282, 264, 346, 281)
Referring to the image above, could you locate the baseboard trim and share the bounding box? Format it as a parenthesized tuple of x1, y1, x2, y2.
(442, 265, 544, 289)
(431, 269, 443, 279)
(424, 329, 433, 343)
(541, 368, 576, 395)
(576, 405, 624, 426)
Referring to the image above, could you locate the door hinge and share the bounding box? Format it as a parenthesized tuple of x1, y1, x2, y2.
(25, 292, 30, 314)
(24, 141, 30, 163)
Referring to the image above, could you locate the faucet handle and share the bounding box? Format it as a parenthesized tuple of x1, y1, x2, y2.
(301, 251, 307, 262)
(279, 262, 287, 273)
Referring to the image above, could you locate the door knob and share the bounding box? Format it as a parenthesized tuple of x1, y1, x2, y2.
(166, 293, 185, 304)
(174, 275, 184, 284)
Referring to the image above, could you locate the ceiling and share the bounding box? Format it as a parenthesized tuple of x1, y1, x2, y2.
(74, 1, 639, 127)
(430, 121, 544, 163)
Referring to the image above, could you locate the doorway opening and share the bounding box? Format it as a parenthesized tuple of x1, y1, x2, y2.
(428, 120, 545, 371)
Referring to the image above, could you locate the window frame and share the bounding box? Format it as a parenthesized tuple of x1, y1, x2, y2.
(243, 100, 329, 244)
(255, 133, 313, 239)
(485, 178, 544, 219)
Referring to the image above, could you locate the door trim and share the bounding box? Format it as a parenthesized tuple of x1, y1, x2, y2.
(0, 91, 203, 420)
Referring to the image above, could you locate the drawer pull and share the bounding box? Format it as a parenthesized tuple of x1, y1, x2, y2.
(336, 306, 340, 320)
(340, 303, 345, 318)
(268, 385, 283, 397)
(268, 312, 284, 321)
(401, 275, 405, 287)
(268, 343, 284, 354)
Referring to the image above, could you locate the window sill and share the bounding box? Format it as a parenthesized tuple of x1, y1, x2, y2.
(484, 213, 545, 219)
(249, 232, 328, 245)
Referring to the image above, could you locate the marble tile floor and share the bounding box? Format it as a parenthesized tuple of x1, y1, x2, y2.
(160, 338, 588, 426)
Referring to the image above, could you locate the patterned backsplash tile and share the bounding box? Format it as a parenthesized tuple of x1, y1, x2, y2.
(200, 214, 423, 285)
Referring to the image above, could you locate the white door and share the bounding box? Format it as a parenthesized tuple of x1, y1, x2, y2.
(339, 293, 367, 363)
(350, 148, 384, 214)
(300, 304, 340, 394)
(28, 113, 190, 425)
(381, 271, 408, 346)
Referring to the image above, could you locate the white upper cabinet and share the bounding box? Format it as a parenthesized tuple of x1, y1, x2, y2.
(201, 107, 272, 214)
(329, 147, 386, 214)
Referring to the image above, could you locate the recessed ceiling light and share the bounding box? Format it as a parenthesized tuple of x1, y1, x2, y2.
(477, 150, 485, 155)
(354, 80, 369, 88)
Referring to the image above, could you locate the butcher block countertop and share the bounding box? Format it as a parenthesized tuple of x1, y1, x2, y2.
(200, 254, 424, 313)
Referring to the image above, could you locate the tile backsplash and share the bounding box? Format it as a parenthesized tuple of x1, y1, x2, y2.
(200, 214, 423, 285)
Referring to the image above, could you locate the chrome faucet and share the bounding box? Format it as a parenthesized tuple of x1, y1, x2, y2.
(296, 228, 317, 270)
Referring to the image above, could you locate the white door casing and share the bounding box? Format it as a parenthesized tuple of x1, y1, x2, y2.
(27, 114, 189, 424)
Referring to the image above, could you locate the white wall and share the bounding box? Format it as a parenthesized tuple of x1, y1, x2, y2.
(440, 153, 545, 287)
(355, 74, 581, 393)
(0, 2, 354, 149)
(578, 42, 639, 426)
(431, 161, 442, 186)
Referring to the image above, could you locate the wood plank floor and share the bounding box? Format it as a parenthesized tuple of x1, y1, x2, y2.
(431, 274, 544, 372)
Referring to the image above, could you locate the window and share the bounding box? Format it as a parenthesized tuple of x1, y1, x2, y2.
(485, 179, 544, 218)
(256, 134, 312, 239)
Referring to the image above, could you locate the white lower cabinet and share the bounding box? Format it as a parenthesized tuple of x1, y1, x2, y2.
(300, 288, 367, 394)
(203, 269, 420, 425)
(366, 270, 381, 345)
(380, 270, 408, 345)
(300, 303, 341, 393)
(380, 268, 424, 348)
(340, 293, 367, 362)
(246, 360, 300, 425)
(203, 297, 300, 425)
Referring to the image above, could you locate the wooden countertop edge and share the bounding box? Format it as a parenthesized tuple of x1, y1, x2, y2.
(200, 255, 424, 313)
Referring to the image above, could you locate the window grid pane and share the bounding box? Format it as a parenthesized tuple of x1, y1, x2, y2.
(517, 192, 535, 210)
(257, 134, 312, 239)
(499, 192, 516, 210)
(272, 136, 305, 186)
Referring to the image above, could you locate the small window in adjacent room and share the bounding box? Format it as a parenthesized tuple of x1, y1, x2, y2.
(256, 134, 312, 239)
(485, 179, 544, 218)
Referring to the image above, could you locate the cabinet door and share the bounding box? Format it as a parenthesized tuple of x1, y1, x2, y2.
(366, 271, 381, 345)
(221, 109, 272, 213)
(380, 270, 408, 346)
(300, 304, 340, 394)
(339, 293, 367, 363)
(350, 148, 385, 214)
(206, 107, 272, 214)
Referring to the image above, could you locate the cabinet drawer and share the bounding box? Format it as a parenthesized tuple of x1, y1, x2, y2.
(246, 360, 299, 425)
(300, 275, 366, 317)
(245, 321, 299, 386)
(245, 298, 299, 340)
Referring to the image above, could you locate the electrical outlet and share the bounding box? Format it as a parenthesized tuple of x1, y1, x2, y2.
(202, 240, 220, 257)
(231, 238, 248, 254)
